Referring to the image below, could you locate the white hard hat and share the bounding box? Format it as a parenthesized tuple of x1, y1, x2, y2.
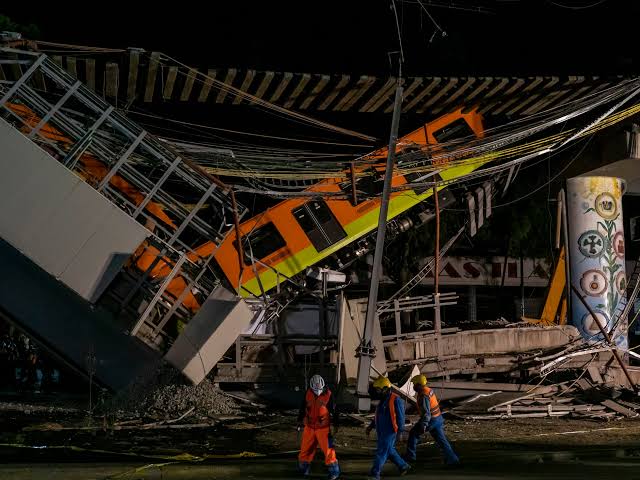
(310, 374, 325, 395)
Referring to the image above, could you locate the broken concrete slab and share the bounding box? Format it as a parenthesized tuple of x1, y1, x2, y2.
(165, 286, 253, 384)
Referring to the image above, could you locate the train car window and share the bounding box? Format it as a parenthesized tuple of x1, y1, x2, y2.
(404, 172, 429, 195)
(338, 169, 384, 206)
(404, 171, 444, 195)
(293, 200, 347, 252)
(358, 170, 385, 197)
(239, 222, 286, 261)
(432, 118, 475, 143)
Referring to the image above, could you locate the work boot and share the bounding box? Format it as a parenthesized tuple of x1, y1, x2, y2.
(297, 461, 311, 477)
(399, 464, 412, 476)
(402, 454, 416, 464)
(327, 462, 340, 480)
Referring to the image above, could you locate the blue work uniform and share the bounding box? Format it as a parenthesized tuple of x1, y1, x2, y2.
(405, 385, 459, 465)
(368, 391, 409, 479)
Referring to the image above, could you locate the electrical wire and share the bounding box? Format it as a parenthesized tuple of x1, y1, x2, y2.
(548, 0, 608, 10)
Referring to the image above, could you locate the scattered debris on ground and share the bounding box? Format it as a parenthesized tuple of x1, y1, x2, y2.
(106, 368, 242, 421)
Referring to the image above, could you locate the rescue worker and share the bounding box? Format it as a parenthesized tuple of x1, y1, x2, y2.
(297, 374, 340, 479)
(404, 374, 459, 465)
(365, 376, 411, 480)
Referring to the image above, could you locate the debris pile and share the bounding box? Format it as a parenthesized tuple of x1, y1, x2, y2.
(108, 368, 241, 420)
(449, 375, 640, 421)
(145, 380, 239, 418)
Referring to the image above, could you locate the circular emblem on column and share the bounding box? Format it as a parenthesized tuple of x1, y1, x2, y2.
(615, 270, 627, 295)
(577, 230, 606, 258)
(613, 231, 625, 259)
(582, 310, 610, 336)
(594, 192, 618, 220)
(580, 269, 608, 296)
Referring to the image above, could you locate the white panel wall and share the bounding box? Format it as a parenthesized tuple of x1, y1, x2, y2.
(0, 118, 149, 302)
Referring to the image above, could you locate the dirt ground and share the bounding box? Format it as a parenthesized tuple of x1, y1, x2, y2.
(2, 403, 640, 479)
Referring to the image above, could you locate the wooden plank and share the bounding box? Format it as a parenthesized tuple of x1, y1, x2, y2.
(482, 77, 510, 100)
(251, 71, 275, 103)
(319, 74, 350, 111)
(402, 77, 441, 112)
(616, 400, 640, 410)
(359, 77, 395, 112)
(66, 56, 77, 78)
(163, 66, 178, 100)
(522, 76, 582, 115)
(197, 69, 216, 102)
(587, 366, 604, 384)
(464, 77, 493, 103)
(502, 77, 525, 96)
(180, 68, 197, 101)
(503, 77, 557, 116)
(51, 55, 63, 67)
(601, 399, 638, 417)
(429, 381, 557, 393)
(503, 77, 545, 116)
(127, 50, 140, 101)
(491, 95, 524, 116)
(433, 77, 475, 113)
(299, 74, 330, 110)
(518, 77, 561, 115)
(335, 75, 376, 111)
(387, 77, 423, 113)
(367, 77, 403, 113)
(268, 71, 293, 103)
(494, 404, 605, 412)
(418, 77, 459, 113)
(283, 73, 310, 108)
(552, 84, 593, 108)
(143, 52, 160, 102)
(521, 88, 568, 116)
(216, 68, 237, 103)
(85, 58, 96, 92)
(233, 70, 256, 105)
(467, 411, 570, 420)
(576, 379, 592, 391)
(105, 62, 119, 98)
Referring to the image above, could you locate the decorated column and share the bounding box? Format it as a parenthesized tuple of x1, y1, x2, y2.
(567, 176, 627, 348)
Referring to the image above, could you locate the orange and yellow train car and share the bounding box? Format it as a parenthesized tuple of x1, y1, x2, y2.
(211, 108, 485, 297)
(7, 101, 486, 306)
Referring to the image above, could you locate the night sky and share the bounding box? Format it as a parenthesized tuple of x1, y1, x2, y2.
(3, 1, 639, 76)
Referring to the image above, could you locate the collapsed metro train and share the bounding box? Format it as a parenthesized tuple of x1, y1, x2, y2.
(7, 101, 485, 305)
(209, 108, 485, 298)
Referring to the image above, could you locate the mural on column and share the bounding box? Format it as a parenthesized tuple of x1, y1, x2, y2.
(567, 176, 627, 348)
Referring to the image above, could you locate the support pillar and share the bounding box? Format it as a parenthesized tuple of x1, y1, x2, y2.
(567, 176, 627, 349)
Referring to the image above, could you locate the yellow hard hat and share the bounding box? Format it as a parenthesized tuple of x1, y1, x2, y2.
(411, 374, 427, 386)
(372, 376, 392, 389)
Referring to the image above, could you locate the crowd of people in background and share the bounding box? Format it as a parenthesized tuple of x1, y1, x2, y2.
(0, 322, 58, 392)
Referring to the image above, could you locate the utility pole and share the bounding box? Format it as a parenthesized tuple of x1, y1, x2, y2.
(355, 79, 403, 411)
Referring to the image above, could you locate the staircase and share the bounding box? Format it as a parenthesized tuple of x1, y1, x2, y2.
(0, 47, 247, 389)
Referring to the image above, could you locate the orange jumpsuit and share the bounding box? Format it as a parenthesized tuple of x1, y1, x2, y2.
(297, 388, 340, 477)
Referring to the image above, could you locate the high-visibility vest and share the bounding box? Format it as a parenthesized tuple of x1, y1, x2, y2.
(377, 392, 400, 432)
(416, 386, 441, 418)
(389, 393, 399, 432)
(304, 389, 332, 429)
